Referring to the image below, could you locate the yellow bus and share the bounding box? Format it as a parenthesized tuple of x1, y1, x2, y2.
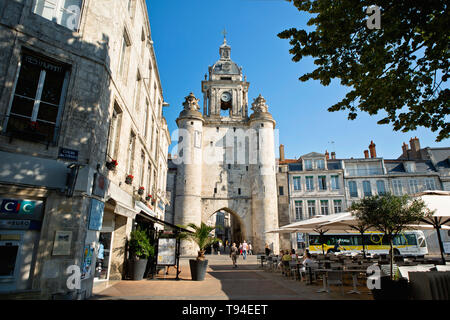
(306, 230, 428, 256)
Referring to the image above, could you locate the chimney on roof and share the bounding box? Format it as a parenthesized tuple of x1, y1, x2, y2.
(402, 142, 409, 159)
(369, 141, 377, 158)
(325, 150, 329, 160)
(410, 137, 420, 153)
(364, 150, 369, 159)
(279, 144, 285, 161)
(331, 152, 336, 160)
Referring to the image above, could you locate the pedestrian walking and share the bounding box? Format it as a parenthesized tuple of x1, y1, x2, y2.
(242, 240, 248, 260)
(230, 243, 238, 268)
(239, 243, 243, 255)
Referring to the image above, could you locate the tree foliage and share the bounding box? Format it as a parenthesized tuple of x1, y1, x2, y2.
(129, 228, 154, 259)
(180, 222, 218, 260)
(279, 0, 449, 141)
(350, 193, 428, 279)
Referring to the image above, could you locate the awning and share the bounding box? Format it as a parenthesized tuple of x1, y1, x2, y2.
(136, 213, 193, 234)
(105, 199, 139, 219)
(135, 201, 157, 218)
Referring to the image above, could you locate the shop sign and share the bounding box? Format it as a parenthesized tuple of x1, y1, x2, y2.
(158, 201, 165, 211)
(297, 233, 304, 242)
(58, 148, 79, 161)
(0, 219, 30, 230)
(88, 199, 104, 231)
(0, 198, 44, 221)
(157, 238, 176, 266)
(0, 199, 37, 215)
(92, 173, 109, 198)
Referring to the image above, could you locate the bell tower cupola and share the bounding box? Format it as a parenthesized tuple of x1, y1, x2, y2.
(201, 34, 249, 121)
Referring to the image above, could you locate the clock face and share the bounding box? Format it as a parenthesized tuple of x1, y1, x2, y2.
(221, 92, 231, 102)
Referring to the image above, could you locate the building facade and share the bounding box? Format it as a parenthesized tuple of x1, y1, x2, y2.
(277, 139, 450, 253)
(0, 0, 169, 299)
(168, 38, 280, 255)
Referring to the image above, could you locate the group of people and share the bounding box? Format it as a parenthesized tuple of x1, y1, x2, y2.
(229, 240, 253, 268)
(278, 248, 315, 276)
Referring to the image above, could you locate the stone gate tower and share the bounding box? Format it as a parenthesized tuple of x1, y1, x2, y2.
(173, 37, 279, 255)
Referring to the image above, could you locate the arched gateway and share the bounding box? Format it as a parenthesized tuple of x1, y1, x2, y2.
(171, 37, 280, 255)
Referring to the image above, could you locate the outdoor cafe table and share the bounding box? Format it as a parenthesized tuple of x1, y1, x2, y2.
(343, 269, 367, 294)
(314, 269, 333, 293)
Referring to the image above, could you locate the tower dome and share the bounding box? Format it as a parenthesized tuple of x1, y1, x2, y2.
(210, 37, 242, 77)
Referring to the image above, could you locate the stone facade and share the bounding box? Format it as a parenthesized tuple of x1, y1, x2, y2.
(0, 0, 169, 299)
(169, 38, 280, 255)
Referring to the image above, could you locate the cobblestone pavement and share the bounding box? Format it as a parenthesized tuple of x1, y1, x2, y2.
(91, 255, 373, 300)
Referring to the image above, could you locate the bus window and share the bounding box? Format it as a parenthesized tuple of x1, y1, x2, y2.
(309, 235, 321, 245)
(334, 235, 352, 246)
(352, 235, 362, 245)
(405, 234, 418, 246)
(393, 235, 407, 245)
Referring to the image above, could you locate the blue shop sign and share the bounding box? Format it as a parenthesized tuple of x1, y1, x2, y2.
(158, 201, 165, 211)
(58, 148, 79, 161)
(88, 199, 104, 231)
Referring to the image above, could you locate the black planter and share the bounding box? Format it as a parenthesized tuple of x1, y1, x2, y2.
(125, 177, 133, 185)
(106, 162, 117, 171)
(189, 259, 208, 281)
(371, 276, 410, 300)
(138, 189, 144, 195)
(130, 259, 148, 280)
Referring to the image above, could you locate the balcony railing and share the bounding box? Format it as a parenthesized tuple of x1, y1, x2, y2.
(346, 168, 383, 176)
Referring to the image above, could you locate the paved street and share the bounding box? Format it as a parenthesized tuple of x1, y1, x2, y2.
(91, 255, 372, 300)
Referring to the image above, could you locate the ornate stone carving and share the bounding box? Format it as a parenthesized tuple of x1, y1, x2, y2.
(183, 92, 200, 111)
(251, 94, 269, 113)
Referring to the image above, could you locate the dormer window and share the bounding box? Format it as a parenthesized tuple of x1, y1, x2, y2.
(304, 159, 312, 170)
(316, 159, 325, 170)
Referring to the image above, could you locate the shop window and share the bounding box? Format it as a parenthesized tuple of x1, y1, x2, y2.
(5, 51, 69, 144)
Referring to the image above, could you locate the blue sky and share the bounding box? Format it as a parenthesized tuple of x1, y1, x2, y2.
(146, 0, 448, 160)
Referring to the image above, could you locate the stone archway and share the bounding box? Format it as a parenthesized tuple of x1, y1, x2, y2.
(206, 207, 247, 247)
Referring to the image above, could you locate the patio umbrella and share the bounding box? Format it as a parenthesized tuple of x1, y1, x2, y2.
(279, 212, 353, 254)
(319, 214, 376, 257)
(414, 191, 450, 265)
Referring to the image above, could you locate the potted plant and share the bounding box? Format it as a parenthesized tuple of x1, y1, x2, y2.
(125, 174, 133, 185)
(128, 228, 154, 280)
(138, 186, 145, 195)
(106, 159, 118, 171)
(351, 193, 427, 300)
(180, 222, 218, 281)
(145, 194, 152, 202)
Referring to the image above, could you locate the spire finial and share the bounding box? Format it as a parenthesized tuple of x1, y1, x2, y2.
(222, 28, 227, 44)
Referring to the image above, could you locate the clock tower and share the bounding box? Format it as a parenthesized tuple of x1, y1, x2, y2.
(201, 36, 249, 120)
(173, 36, 280, 256)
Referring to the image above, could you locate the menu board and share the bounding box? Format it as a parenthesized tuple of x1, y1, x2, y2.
(157, 238, 177, 266)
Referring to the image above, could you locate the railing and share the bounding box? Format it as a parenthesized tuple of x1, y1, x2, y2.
(346, 168, 383, 176)
(0, 114, 60, 148)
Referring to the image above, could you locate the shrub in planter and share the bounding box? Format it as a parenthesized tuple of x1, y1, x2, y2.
(125, 174, 133, 185)
(138, 187, 145, 195)
(128, 228, 154, 280)
(106, 159, 118, 171)
(145, 194, 152, 201)
(179, 222, 218, 281)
